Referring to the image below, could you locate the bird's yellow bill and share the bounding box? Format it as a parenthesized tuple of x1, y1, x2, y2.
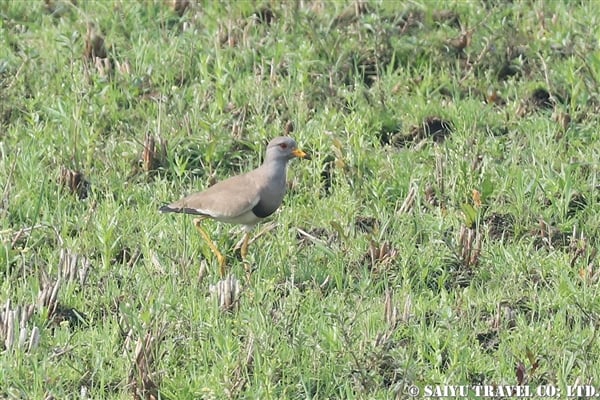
(292, 148, 310, 159)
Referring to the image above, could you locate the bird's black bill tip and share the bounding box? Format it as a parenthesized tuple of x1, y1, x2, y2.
(159, 205, 174, 213)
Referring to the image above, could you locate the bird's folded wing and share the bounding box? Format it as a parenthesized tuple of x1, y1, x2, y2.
(163, 173, 260, 218)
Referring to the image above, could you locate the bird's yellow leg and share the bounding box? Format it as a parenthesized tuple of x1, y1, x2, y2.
(193, 218, 226, 277)
(241, 231, 252, 274)
(240, 232, 250, 261)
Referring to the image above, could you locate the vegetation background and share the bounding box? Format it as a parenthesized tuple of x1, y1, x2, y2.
(1, 0, 600, 398)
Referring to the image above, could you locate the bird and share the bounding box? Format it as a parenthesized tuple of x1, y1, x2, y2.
(159, 136, 309, 276)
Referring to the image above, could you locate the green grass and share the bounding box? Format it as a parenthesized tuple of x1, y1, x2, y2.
(2, 0, 600, 398)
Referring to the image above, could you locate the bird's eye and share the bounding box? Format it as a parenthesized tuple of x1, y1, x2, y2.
(279, 143, 288, 149)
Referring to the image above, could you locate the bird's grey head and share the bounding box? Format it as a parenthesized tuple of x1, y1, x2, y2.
(265, 136, 309, 163)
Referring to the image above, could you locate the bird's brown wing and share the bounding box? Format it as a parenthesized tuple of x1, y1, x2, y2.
(160, 173, 260, 218)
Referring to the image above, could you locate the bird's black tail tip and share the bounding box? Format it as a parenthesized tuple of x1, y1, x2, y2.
(159, 205, 174, 213)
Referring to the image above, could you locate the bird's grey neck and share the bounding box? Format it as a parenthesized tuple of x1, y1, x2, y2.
(261, 159, 289, 180)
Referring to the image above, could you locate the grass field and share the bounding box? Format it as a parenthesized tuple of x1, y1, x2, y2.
(2, 0, 600, 398)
